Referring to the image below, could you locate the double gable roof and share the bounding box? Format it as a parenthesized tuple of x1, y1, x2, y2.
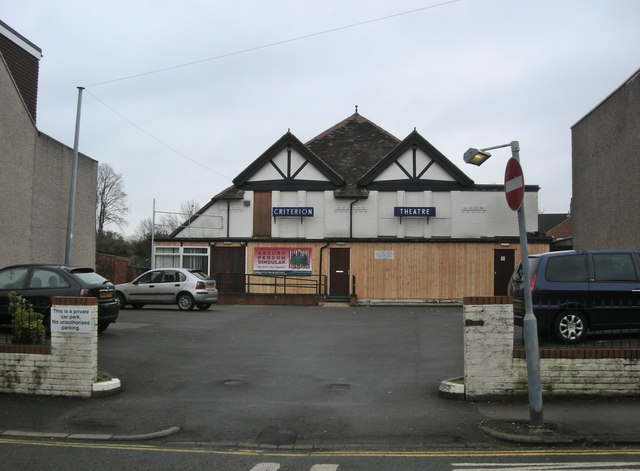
(172, 112, 540, 237)
(233, 132, 343, 191)
(231, 112, 475, 198)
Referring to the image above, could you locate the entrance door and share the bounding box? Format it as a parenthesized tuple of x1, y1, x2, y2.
(329, 248, 350, 298)
(211, 246, 246, 293)
(494, 249, 515, 296)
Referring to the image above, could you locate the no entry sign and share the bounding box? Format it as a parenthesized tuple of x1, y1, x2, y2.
(504, 157, 524, 211)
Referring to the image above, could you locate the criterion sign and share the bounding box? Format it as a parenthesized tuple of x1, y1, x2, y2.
(504, 157, 525, 211)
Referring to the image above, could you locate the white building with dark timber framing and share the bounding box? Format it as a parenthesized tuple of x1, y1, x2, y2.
(155, 112, 549, 304)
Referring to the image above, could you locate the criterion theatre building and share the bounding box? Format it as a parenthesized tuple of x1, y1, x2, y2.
(155, 112, 549, 304)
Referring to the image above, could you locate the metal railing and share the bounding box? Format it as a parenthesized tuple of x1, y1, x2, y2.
(215, 273, 327, 296)
(0, 318, 51, 347)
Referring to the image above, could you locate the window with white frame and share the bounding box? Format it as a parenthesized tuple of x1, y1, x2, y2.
(154, 246, 209, 273)
(183, 247, 208, 272)
(155, 247, 180, 268)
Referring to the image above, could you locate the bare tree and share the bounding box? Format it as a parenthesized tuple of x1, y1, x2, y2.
(159, 200, 201, 234)
(96, 163, 128, 235)
(133, 217, 154, 240)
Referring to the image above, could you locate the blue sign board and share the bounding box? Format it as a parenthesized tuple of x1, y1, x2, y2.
(394, 207, 436, 217)
(272, 207, 314, 217)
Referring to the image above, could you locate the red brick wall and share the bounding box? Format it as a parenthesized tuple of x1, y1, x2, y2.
(96, 254, 147, 284)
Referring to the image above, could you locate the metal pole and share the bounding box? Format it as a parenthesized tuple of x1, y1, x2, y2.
(64, 86, 84, 266)
(151, 198, 156, 269)
(511, 140, 544, 426)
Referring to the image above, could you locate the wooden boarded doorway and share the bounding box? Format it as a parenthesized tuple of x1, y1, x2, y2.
(211, 246, 246, 293)
(493, 249, 515, 296)
(329, 248, 350, 298)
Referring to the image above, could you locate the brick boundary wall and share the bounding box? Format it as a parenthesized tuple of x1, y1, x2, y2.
(0, 297, 98, 398)
(218, 293, 323, 305)
(463, 297, 640, 398)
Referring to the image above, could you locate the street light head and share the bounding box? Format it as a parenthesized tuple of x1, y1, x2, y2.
(463, 148, 491, 166)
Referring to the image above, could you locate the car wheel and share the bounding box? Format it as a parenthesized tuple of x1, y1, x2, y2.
(196, 303, 211, 310)
(131, 303, 145, 309)
(553, 310, 588, 343)
(98, 322, 110, 333)
(115, 292, 126, 309)
(177, 293, 195, 311)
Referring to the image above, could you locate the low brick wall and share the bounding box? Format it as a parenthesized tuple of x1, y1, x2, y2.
(463, 297, 640, 398)
(0, 297, 98, 398)
(218, 293, 323, 305)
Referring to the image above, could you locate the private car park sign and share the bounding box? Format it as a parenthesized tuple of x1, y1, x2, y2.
(504, 157, 525, 211)
(50, 305, 94, 333)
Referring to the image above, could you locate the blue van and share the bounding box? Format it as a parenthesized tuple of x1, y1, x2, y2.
(510, 250, 640, 343)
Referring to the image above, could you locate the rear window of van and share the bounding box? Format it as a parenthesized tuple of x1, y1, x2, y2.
(545, 254, 589, 282)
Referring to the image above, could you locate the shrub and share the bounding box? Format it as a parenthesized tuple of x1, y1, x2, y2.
(8, 291, 45, 345)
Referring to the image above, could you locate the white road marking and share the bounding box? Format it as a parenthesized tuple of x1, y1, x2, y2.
(452, 462, 640, 470)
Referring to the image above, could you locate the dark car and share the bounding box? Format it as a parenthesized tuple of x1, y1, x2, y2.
(0, 264, 119, 333)
(511, 250, 640, 343)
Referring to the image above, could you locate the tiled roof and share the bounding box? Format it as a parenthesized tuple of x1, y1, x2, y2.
(0, 20, 41, 123)
(546, 215, 572, 239)
(305, 113, 400, 185)
(538, 213, 569, 234)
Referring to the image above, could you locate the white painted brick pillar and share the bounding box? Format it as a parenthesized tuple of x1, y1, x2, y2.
(0, 297, 98, 398)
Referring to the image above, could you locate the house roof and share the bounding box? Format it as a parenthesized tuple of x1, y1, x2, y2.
(538, 213, 570, 234)
(546, 214, 572, 240)
(233, 131, 344, 190)
(0, 20, 41, 123)
(168, 186, 243, 238)
(359, 129, 474, 190)
(305, 112, 401, 185)
(171, 112, 543, 236)
(232, 111, 481, 194)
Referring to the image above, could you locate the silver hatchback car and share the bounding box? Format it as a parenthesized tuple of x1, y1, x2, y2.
(115, 268, 218, 311)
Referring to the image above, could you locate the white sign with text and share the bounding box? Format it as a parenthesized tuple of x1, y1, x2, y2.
(50, 305, 94, 333)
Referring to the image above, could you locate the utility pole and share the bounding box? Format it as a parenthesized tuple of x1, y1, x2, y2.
(64, 86, 84, 266)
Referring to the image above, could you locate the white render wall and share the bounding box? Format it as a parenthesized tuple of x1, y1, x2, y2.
(247, 147, 328, 182)
(175, 189, 538, 240)
(451, 191, 538, 238)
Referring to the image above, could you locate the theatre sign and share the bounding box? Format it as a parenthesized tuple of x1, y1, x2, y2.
(394, 206, 436, 222)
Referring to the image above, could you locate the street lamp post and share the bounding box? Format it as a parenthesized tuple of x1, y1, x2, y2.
(64, 86, 84, 266)
(463, 140, 544, 427)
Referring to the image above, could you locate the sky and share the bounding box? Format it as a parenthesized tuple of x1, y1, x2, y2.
(2, 0, 639, 237)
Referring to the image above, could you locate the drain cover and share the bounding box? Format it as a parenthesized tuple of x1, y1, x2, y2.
(223, 379, 244, 386)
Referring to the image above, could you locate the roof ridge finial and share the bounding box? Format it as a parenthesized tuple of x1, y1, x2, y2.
(355, 105, 358, 114)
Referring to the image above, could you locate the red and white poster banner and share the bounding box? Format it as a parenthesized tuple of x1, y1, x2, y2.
(253, 247, 312, 276)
